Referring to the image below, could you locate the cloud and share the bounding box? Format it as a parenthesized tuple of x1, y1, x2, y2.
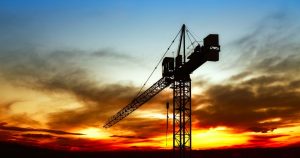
(110, 135, 147, 139)
(0, 49, 86, 88)
(194, 58, 300, 132)
(21, 133, 55, 139)
(0, 130, 126, 151)
(0, 123, 83, 135)
(231, 12, 300, 68)
(0, 122, 7, 126)
(0, 101, 18, 114)
(231, 134, 290, 148)
(46, 136, 134, 151)
(193, 13, 300, 133)
(45, 82, 138, 129)
(1, 10, 299, 150)
(93, 49, 135, 61)
(248, 127, 276, 133)
(0, 44, 164, 135)
(289, 80, 300, 88)
(112, 118, 167, 138)
(245, 134, 291, 148)
(0, 46, 141, 129)
(0, 102, 42, 127)
(229, 71, 252, 81)
(99, 90, 172, 138)
(4, 113, 41, 127)
(45, 72, 169, 131)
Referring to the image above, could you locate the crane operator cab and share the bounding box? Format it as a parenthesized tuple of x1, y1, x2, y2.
(194, 44, 201, 53)
(162, 57, 174, 78)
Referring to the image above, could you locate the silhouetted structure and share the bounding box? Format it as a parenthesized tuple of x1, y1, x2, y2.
(103, 24, 220, 158)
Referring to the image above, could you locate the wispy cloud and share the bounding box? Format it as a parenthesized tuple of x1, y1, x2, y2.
(93, 49, 135, 61)
(231, 12, 300, 67)
(193, 13, 300, 133)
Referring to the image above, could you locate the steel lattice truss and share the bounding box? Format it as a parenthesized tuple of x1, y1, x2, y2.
(103, 77, 173, 128)
(173, 77, 191, 158)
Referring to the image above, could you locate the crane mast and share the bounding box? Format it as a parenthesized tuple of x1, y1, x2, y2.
(173, 24, 192, 158)
(103, 24, 220, 158)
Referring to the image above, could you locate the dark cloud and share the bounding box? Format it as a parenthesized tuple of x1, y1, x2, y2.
(246, 134, 289, 147)
(194, 69, 300, 132)
(0, 130, 16, 141)
(248, 127, 276, 133)
(0, 130, 126, 151)
(93, 49, 135, 61)
(0, 124, 83, 135)
(110, 135, 147, 139)
(22, 133, 55, 139)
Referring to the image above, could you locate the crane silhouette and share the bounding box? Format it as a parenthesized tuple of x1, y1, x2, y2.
(103, 24, 220, 158)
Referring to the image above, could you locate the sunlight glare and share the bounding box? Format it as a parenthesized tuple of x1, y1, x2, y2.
(79, 127, 110, 139)
(192, 127, 248, 149)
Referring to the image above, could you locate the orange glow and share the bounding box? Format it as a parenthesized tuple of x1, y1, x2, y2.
(78, 128, 111, 139)
(128, 137, 164, 149)
(192, 127, 248, 149)
(270, 124, 300, 145)
(134, 110, 166, 119)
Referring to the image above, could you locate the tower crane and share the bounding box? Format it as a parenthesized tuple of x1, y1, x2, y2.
(103, 24, 220, 158)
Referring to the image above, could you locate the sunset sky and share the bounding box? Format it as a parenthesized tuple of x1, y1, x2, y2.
(1, 0, 300, 151)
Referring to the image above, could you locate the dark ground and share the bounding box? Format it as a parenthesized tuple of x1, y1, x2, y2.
(0, 141, 300, 158)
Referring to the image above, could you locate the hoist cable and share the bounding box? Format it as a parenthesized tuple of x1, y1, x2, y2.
(133, 28, 181, 99)
(186, 31, 195, 50)
(186, 27, 200, 45)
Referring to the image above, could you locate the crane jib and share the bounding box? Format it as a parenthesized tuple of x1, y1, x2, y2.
(103, 77, 172, 128)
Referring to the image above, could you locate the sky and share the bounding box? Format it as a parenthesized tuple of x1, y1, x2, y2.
(0, 0, 300, 151)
